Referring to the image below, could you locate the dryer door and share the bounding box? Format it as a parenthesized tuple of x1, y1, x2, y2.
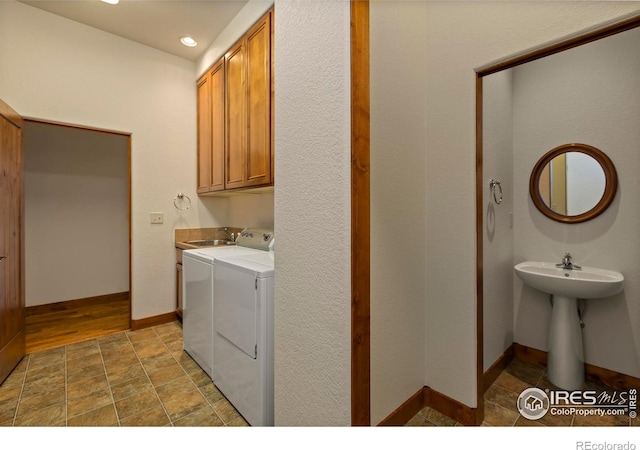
(214, 263, 257, 359)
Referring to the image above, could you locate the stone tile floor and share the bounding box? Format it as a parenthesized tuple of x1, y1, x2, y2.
(0, 321, 247, 426)
(407, 358, 639, 427)
(3, 321, 638, 428)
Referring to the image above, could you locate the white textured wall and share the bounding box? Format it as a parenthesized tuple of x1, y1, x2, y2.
(274, 0, 351, 425)
(482, 70, 514, 372)
(566, 152, 607, 216)
(24, 122, 129, 307)
(0, 1, 228, 320)
(228, 193, 274, 229)
(424, 1, 640, 408)
(370, 1, 427, 424)
(512, 26, 640, 378)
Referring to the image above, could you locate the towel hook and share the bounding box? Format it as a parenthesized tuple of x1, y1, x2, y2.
(174, 192, 191, 211)
(489, 179, 503, 205)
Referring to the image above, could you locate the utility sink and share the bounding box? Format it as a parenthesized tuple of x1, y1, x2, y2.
(514, 261, 624, 299)
(184, 239, 236, 247)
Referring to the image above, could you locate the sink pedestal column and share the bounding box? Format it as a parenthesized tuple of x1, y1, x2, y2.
(547, 294, 585, 391)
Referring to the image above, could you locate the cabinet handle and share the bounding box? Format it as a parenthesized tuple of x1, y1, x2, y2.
(0, 256, 5, 261)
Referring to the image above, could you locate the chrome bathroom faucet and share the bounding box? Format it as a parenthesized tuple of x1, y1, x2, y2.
(556, 252, 581, 270)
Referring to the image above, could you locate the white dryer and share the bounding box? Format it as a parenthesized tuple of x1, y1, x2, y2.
(213, 251, 274, 426)
(182, 229, 273, 378)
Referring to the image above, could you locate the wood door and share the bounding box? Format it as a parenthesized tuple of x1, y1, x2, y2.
(225, 39, 247, 190)
(0, 99, 24, 385)
(196, 72, 212, 194)
(245, 10, 272, 187)
(209, 59, 225, 192)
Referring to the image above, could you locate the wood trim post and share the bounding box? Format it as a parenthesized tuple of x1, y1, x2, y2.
(351, 0, 371, 426)
(475, 74, 485, 425)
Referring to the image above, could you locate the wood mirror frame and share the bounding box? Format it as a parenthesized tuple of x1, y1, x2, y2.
(529, 143, 618, 223)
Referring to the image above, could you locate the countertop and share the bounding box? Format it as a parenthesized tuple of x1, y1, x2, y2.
(175, 242, 202, 250)
(174, 226, 244, 251)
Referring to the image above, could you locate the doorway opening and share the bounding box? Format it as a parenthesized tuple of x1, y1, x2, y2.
(23, 119, 132, 353)
(475, 14, 640, 424)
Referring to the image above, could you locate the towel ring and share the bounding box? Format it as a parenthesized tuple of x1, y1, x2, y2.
(174, 193, 191, 211)
(489, 179, 503, 205)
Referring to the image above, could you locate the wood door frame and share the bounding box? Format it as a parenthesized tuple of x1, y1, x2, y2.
(23, 117, 133, 328)
(0, 98, 25, 384)
(475, 14, 640, 423)
(351, 0, 370, 426)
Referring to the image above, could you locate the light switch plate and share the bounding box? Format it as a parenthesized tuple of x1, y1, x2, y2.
(150, 212, 164, 224)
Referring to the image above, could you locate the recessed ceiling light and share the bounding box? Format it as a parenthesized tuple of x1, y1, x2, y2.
(100, 0, 119, 4)
(180, 36, 198, 47)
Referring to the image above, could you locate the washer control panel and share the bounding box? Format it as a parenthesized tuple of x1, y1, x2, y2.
(236, 228, 274, 251)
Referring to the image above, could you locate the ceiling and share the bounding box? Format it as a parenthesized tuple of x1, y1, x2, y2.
(19, 0, 249, 61)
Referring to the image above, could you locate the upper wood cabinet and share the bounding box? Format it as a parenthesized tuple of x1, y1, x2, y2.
(225, 39, 247, 190)
(196, 73, 211, 193)
(243, 11, 272, 188)
(197, 59, 225, 194)
(197, 8, 273, 195)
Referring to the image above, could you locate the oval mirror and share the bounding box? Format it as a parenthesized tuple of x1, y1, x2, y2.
(529, 143, 618, 223)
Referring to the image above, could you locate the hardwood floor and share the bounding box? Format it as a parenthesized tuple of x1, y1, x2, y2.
(25, 292, 130, 354)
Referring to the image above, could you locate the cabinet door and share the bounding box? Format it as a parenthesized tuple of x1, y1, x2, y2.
(225, 40, 247, 190)
(196, 73, 212, 193)
(209, 60, 225, 192)
(176, 262, 183, 317)
(245, 11, 272, 187)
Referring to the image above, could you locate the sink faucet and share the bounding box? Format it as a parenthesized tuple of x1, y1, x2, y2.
(556, 252, 581, 270)
(221, 227, 235, 242)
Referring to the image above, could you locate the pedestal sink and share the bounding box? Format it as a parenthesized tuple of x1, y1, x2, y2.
(514, 261, 624, 390)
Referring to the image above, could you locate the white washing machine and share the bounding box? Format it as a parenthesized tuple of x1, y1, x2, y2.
(212, 250, 274, 426)
(182, 229, 273, 378)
